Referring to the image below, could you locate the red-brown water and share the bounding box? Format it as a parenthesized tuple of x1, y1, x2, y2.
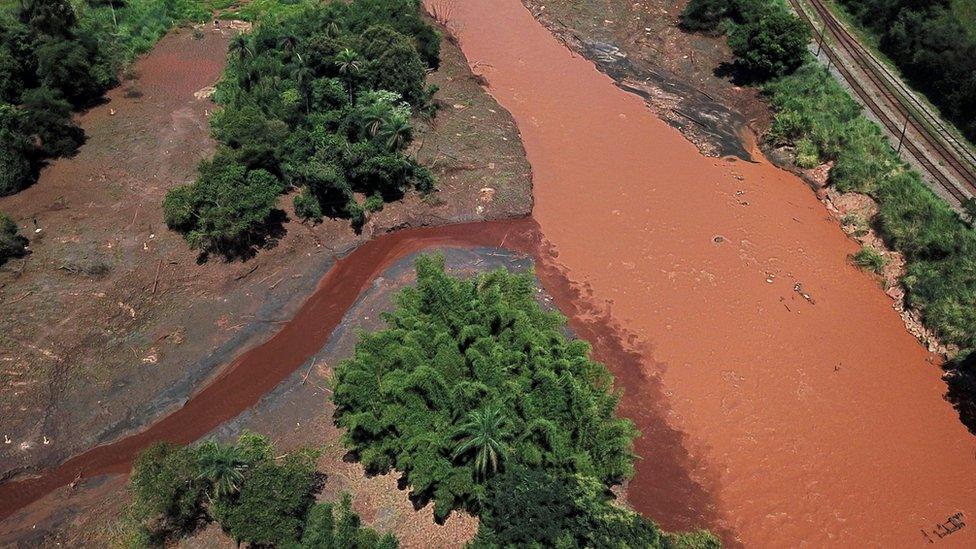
(440, 0, 976, 546)
(3, 2, 976, 546)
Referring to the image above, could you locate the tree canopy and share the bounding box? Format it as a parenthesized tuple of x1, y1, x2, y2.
(164, 0, 439, 258)
(333, 255, 718, 546)
(122, 433, 396, 548)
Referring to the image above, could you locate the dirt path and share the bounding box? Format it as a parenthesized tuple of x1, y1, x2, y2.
(442, 0, 976, 546)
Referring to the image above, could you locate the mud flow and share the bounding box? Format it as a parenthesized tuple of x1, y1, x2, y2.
(3, 1, 976, 547)
(438, 0, 976, 546)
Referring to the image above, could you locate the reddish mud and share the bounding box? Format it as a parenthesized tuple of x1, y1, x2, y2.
(441, 0, 976, 546)
(0, 219, 541, 522)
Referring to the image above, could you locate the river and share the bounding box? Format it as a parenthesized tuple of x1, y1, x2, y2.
(441, 0, 976, 546)
(2, 0, 975, 546)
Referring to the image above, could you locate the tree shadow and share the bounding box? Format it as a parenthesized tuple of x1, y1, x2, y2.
(196, 209, 289, 264)
(943, 353, 976, 435)
(714, 61, 765, 87)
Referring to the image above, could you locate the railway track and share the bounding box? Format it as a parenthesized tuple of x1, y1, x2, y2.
(788, 0, 976, 205)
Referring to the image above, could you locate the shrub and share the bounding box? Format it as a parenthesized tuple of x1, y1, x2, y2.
(124, 434, 391, 547)
(217, 452, 318, 546)
(128, 443, 206, 543)
(294, 188, 324, 221)
(301, 494, 399, 549)
(471, 466, 680, 548)
(853, 246, 886, 273)
(727, 6, 810, 79)
(163, 156, 282, 258)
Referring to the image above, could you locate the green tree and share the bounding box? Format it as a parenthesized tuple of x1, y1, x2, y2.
(453, 407, 510, 480)
(727, 6, 810, 79)
(300, 494, 399, 549)
(128, 443, 206, 542)
(219, 452, 319, 546)
(333, 255, 638, 521)
(335, 48, 362, 102)
(377, 112, 412, 151)
(196, 441, 247, 501)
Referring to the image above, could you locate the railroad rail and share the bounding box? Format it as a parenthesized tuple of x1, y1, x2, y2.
(788, 0, 976, 205)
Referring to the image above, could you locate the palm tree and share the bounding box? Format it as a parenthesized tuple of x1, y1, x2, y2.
(335, 48, 361, 103)
(230, 34, 252, 63)
(453, 406, 509, 479)
(362, 103, 387, 137)
(196, 441, 247, 500)
(378, 113, 412, 151)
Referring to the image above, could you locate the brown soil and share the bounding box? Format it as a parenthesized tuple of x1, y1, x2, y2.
(0, 17, 530, 546)
(444, 0, 976, 546)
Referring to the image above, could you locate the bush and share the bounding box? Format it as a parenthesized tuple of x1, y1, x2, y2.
(680, 0, 729, 32)
(471, 466, 676, 548)
(294, 187, 324, 221)
(163, 156, 282, 258)
(727, 6, 810, 79)
(301, 494, 399, 548)
(853, 246, 886, 273)
(217, 452, 318, 546)
(0, 213, 28, 266)
(128, 443, 206, 543)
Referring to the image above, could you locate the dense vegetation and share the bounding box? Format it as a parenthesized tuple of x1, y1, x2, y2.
(333, 255, 719, 547)
(0, 0, 216, 197)
(682, 0, 976, 354)
(0, 213, 28, 266)
(164, 0, 439, 258)
(120, 433, 398, 548)
(837, 0, 976, 142)
(681, 0, 810, 79)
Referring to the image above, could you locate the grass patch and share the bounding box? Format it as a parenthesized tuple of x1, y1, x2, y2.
(852, 246, 886, 273)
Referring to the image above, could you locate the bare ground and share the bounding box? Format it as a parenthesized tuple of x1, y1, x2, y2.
(0, 18, 531, 544)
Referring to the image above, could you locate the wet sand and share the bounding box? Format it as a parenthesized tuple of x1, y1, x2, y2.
(441, 0, 976, 546)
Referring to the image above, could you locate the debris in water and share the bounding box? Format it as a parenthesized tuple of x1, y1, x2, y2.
(793, 282, 815, 304)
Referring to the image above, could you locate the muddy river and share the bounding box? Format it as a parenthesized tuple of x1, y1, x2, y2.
(442, 0, 976, 546)
(2, 0, 975, 546)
